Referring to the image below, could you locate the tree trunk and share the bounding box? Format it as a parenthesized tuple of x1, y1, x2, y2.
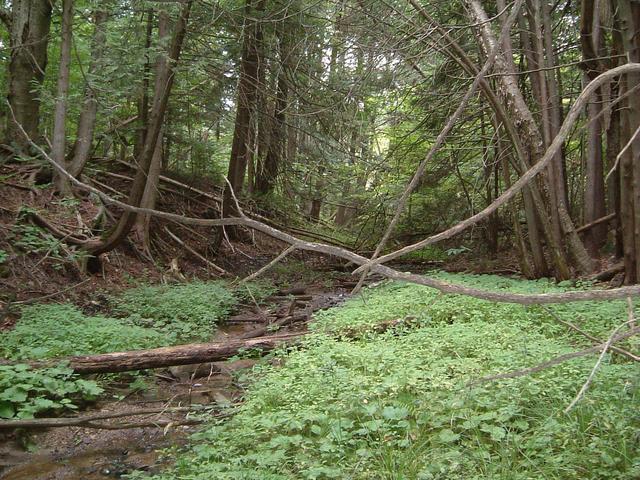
(469, 0, 592, 277)
(616, 0, 640, 282)
(134, 10, 154, 160)
(134, 10, 170, 250)
(254, 30, 288, 195)
(84, 1, 193, 256)
(6, 0, 53, 150)
(67, 9, 109, 179)
(26, 333, 302, 374)
(52, 0, 74, 195)
(580, 0, 608, 254)
(223, 0, 263, 222)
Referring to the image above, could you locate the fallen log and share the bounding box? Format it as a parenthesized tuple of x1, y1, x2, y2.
(24, 333, 303, 374)
(588, 263, 625, 282)
(0, 406, 211, 430)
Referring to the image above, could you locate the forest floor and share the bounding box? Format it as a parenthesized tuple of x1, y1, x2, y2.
(1, 165, 636, 479)
(1, 270, 638, 480)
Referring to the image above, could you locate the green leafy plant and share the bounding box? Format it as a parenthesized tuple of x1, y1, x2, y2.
(131, 275, 639, 480)
(112, 281, 273, 342)
(10, 222, 89, 269)
(0, 364, 103, 419)
(0, 304, 170, 360)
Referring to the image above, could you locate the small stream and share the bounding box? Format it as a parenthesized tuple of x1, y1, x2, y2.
(0, 287, 350, 480)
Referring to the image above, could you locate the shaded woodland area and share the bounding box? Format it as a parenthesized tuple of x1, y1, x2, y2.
(0, 0, 639, 478)
(0, 0, 638, 283)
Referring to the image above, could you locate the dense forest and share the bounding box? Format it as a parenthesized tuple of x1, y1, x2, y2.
(0, 0, 639, 478)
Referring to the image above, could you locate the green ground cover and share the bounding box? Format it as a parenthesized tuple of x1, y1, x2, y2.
(131, 274, 639, 479)
(0, 280, 272, 419)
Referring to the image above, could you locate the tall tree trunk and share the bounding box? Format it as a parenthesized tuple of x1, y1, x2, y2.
(616, 0, 640, 282)
(255, 27, 288, 195)
(581, 0, 607, 254)
(64, 9, 109, 182)
(223, 0, 263, 223)
(134, 10, 170, 251)
(469, 0, 592, 277)
(134, 10, 154, 160)
(6, 0, 53, 150)
(85, 1, 193, 256)
(52, 0, 74, 195)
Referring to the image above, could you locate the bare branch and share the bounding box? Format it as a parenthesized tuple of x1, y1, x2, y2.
(564, 318, 638, 413)
(470, 328, 639, 386)
(354, 63, 640, 273)
(9, 100, 640, 305)
(240, 245, 296, 283)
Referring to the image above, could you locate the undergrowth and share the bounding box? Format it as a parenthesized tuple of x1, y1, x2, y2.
(0, 364, 103, 419)
(131, 274, 639, 480)
(0, 280, 272, 419)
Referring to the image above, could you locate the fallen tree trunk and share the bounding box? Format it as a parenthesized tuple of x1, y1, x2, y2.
(25, 333, 303, 374)
(0, 406, 212, 430)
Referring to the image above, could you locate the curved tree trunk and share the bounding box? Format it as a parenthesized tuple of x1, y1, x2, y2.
(67, 8, 110, 179)
(84, 1, 193, 256)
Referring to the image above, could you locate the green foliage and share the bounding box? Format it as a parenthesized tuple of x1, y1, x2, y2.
(135, 275, 640, 480)
(0, 280, 269, 420)
(9, 221, 89, 269)
(0, 249, 7, 263)
(113, 281, 274, 342)
(0, 364, 103, 419)
(0, 304, 169, 360)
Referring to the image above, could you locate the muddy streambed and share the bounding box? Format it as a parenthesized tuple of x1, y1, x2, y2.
(0, 287, 350, 480)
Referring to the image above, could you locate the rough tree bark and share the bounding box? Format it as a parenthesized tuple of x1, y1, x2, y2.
(67, 9, 109, 179)
(134, 10, 170, 251)
(52, 0, 74, 195)
(580, 0, 607, 254)
(254, 24, 288, 195)
(468, 0, 593, 276)
(616, 0, 640, 282)
(6, 0, 54, 150)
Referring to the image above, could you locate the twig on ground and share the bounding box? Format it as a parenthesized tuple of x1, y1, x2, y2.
(14, 278, 92, 305)
(0, 405, 218, 430)
(164, 226, 228, 275)
(564, 317, 638, 413)
(240, 245, 296, 283)
(541, 306, 640, 362)
(470, 328, 639, 387)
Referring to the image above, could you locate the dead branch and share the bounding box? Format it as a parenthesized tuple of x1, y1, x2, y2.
(10, 98, 640, 305)
(575, 213, 616, 234)
(164, 226, 228, 275)
(470, 328, 639, 386)
(240, 245, 296, 283)
(0, 405, 212, 430)
(564, 317, 637, 413)
(541, 306, 640, 362)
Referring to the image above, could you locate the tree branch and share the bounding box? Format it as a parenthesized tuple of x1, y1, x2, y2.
(9, 99, 640, 305)
(354, 63, 640, 273)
